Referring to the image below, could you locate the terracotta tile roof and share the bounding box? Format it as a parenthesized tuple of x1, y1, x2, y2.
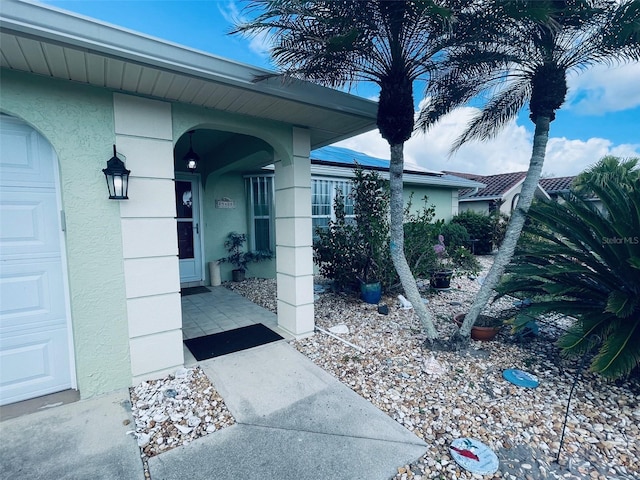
(445, 171, 528, 199)
(539, 176, 575, 194)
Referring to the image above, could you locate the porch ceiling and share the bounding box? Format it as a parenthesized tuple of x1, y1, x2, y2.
(0, 0, 378, 149)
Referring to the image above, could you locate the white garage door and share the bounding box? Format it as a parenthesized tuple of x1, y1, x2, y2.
(0, 115, 73, 406)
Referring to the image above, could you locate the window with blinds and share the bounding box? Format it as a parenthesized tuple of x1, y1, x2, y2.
(311, 178, 354, 241)
(246, 176, 274, 252)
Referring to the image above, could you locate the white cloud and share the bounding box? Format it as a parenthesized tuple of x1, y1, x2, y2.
(566, 63, 640, 115)
(543, 138, 640, 176)
(218, 1, 272, 58)
(335, 105, 640, 177)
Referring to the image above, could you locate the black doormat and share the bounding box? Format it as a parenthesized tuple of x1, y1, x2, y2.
(181, 286, 211, 296)
(184, 323, 284, 361)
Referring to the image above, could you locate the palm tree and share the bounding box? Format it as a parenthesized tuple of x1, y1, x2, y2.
(495, 156, 640, 378)
(234, 0, 458, 342)
(420, 0, 640, 348)
(574, 155, 640, 196)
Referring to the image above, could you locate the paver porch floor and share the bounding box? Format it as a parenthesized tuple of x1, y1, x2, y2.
(181, 285, 291, 364)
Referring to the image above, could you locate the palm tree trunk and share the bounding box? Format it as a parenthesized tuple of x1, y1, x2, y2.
(449, 116, 552, 348)
(389, 143, 439, 341)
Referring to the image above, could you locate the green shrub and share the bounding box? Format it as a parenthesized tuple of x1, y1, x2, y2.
(451, 211, 494, 254)
(496, 157, 640, 379)
(439, 222, 470, 250)
(313, 193, 362, 291)
(403, 195, 440, 278)
(314, 167, 396, 291)
(449, 246, 481, 277)
(490, 212, 510, 249)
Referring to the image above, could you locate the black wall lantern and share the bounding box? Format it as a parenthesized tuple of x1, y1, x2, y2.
(102, 145, 130, 199)
(183, 130, 199, 171)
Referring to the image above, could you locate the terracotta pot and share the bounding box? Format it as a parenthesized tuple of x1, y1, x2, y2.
(453, 313, 501, 341)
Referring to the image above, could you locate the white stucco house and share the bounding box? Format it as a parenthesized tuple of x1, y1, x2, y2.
(0, 1, 485, 407)
(0, 0, 386, 405)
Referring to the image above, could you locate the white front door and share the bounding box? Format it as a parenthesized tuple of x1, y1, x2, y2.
(0, 115, 73, 406)
(175, 175, 203, 284)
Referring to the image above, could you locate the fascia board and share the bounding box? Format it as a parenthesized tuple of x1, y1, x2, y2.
(1, 0, 378, 119)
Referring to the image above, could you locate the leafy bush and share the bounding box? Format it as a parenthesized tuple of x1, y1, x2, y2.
(403, 195, 440, 278)
(314, 167, 395, 291)
(404, 197, 480, 278)
(490, 212, 510, 249)
(451, 210, 494, 254)
(449, 246, 481, 277)
(439, 222, 470, 250)
(496, 157, 640, 379)
(315, 178, 483, 293)
(313, 194, 362, 291)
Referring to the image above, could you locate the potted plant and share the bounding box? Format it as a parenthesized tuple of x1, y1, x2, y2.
(357, 251, 382, 304)
(429, 235, 454, 289)
(428, 234, 481, 290)
(218, 232, 272, 282)
(453, 308, 517, 341)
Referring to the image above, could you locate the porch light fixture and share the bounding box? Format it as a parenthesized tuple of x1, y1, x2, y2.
(102, 145, 130, 200)
(183, 130, 199, 171)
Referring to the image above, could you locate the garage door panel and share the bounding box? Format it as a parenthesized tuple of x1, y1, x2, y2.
(0, 258, 66, 329)
(0, 187, 61, 258)
(0, 327, 72, 405)
(0, 115, 72, 406)
(0, 116, 55, 188)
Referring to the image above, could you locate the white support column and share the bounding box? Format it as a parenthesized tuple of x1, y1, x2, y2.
(274, 127, 314, 338)
(113, 93, 184, 384)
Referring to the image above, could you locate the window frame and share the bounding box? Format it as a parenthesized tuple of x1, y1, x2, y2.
(311, 176, 355, 242)
(245, 175, 275, 252)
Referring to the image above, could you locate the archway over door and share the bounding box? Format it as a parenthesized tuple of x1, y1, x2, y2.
(0, 114, 74, 405)
(173, 128, 275, 286)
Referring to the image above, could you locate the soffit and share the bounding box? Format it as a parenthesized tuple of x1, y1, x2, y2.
(0, 0, 378, 149)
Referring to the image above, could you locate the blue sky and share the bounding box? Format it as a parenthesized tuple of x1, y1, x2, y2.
(45, 0, 640, 176)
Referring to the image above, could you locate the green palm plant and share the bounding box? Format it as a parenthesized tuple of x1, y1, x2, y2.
(234, 0, 460, 342)
(419, 0, 640, 347)
(496, 157, 640, 378)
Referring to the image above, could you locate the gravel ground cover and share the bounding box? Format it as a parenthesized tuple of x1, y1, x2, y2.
(128, 366, 235, 478)
(227, 257, 640, 480)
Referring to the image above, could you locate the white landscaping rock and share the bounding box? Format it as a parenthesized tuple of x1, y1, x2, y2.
(328, 324, 350, 335)
(422, 356, 446, 376)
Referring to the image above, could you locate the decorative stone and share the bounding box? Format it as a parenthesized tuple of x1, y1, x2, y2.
(328, 324, 349, 335)
(187, 416, 201, 427)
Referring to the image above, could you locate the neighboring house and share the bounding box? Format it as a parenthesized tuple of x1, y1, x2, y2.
(447, 171, 550, 215)
(0, 1, 380, 405)
(538, 176, 575, 200)
(539, 175, 604, 213)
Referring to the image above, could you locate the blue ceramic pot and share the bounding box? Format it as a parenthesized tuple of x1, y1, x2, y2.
(360, 281, 382, 304)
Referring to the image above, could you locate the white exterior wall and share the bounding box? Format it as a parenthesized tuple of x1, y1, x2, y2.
(459, 200, 491, 215)
(502, 187, 523, 215)
(113, 93, 184, 383)
(274, 128, 314, 338)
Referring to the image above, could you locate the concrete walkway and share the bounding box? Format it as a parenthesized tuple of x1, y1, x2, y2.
(0, 391, 143, 480)
(150, 341, 427, 480)
(1, 342, 426, 480)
